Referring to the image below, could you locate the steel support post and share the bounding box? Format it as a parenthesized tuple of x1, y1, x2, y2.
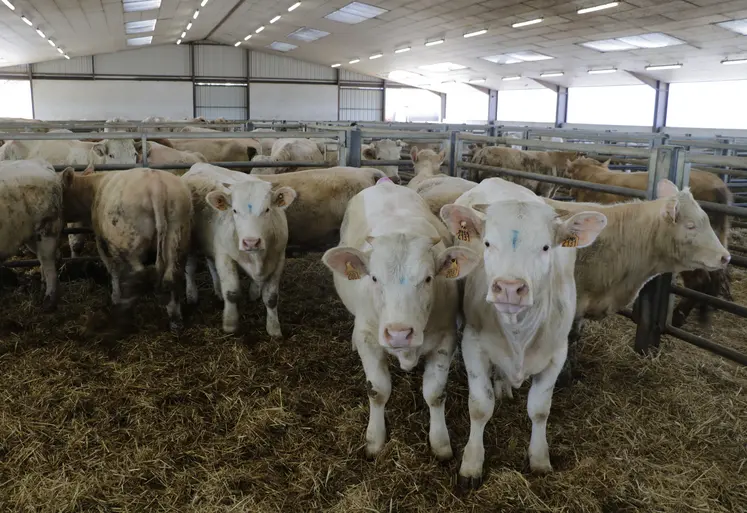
(141, 134, 148, 167)
(555, 86, 568, 128)
(488, 90, 498, 136)
(634, 146, 688, 354)
(337, 130, 347, 167)
(348, 128, 362, 167)
(652, 80, 669, 133)
(448, 131, 458, 176)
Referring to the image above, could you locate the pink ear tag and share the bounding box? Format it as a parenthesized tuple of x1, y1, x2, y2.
(377, 176, 393, 185)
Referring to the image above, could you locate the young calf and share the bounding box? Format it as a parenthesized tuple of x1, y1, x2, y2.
(0, 159, 67, 310)
(441, 177, 607, 488)
(182, 163, 296, 337)
(322, 182, 480, 460)
(62, 167, 192, 332)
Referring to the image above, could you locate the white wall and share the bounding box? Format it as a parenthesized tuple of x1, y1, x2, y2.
(249, 83, 338, 120)
(32, 79, 193, 120)
(0, 80, 33, 118)
(497, 89, 557, 123)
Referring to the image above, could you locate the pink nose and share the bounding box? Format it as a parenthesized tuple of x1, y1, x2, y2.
(384, 323, 414, 348)
(722, 253, 731, 266)
(241, 237, 261, 250)
(492, 279, 529, 304)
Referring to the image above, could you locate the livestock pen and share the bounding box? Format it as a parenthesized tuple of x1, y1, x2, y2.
(0, 121, 744, 512)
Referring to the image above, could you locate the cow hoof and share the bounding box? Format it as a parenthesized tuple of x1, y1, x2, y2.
(169, 320, 184, 335)
(266, 325, 283, 339)
(529, 456, 553, 474)
(223, 323, 239, 334)
(364, 441, 384, 459)
(41, 296, 57, 313)
(431, 444, 453, 462)
(457, 473, 483, 490)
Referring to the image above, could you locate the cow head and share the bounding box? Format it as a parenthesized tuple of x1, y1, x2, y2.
(323, 235, 479, 368)
(92, 139, 138, 164)
(362, 139, 402, 180)
(655, 179, 730, 272)
(441, 201, 606, 315)
(411, 147, 446, 176)
(205, 178, 296, 252)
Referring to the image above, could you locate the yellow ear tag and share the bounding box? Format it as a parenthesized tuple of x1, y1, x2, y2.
(457, 221, 471, 242)
(345, 261, 361, 280)
(561, 234, 579, 248)
(276, 192, 285, 207)
(444, 258, 460, 278)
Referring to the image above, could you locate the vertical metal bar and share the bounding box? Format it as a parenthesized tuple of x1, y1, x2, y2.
(348, 128, 361, 167)
(381, 84, 386, 122)
(652, 80, 669, 133)
(440, 93, 447, 122)
(555, 86, 568, 128)
(246, 49, 251, 121)
(337, 129, 347, 167)
(27, 65, 35, 120)
(141, 134, 148, 167)
(448, 131, 458, 177)
(488, 89, 498, 132)
(190, 43, 197, 119)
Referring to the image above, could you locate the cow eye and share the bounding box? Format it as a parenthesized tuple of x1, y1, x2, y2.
(371, 276, 378, 283)
(686, 221, 696, 229)
(232, 208, 237, 214)
(543, 245, 550, 252)
(265, 207, 270, 213)
(484, 241, 490, 248)
(425, 276, 432, 284)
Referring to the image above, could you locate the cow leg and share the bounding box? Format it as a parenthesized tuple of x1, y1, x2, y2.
(214, 255, 240, 333)
(164, 263, 186, 334)
(458, 334, 494, 490)
(206, 258, 222, 299)
(261, 256, 284, 338)
(556, 318, 584, 388)
(185, 254, 199, 305)
(526, 347, 566, 473)
(354, 320, 390, 458)
(29, 235, 59, 312)
(422, 334, 455, 461)
(96, 237, 122, 305)
(249, 280, 261, 302)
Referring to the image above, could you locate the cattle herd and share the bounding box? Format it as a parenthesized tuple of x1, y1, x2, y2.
(0, 117, 734, 489)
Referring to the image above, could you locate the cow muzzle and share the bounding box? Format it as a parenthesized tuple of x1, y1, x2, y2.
(488, 278, 531, 314)
(240, 237, 262, 251)
(383, 323, 415, 349)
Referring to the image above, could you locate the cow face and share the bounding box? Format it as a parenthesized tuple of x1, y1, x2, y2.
(92, 139, 138, 164)
(323, 235, 479, 366)
(656, 180, 730, 272)
(362, 139, 402, 179)
(411, 147, 446, 176)
(441, 202, 606, 315)
(206, 179, 296, 252)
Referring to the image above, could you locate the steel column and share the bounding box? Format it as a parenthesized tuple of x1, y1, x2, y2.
(555, 86, 568, 128)
(488, 89, 498, 132)
(440, 93, 447, 122)
(652, 80, 669, 133)
(348, 128, 362, 167)
(448, 131, 458, 176)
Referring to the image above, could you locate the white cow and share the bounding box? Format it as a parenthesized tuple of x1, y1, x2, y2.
(250, 138, 325, 175)
(322, 182, 480, 459)
(440, 177, 607, 488)
(0, 159, 67, 311)
(361, 139, 403, 180)
(182, 163, 297, 337)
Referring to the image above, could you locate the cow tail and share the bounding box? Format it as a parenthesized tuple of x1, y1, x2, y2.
(150, 178, 169, 286)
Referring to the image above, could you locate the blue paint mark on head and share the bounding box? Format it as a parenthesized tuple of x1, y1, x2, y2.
(511, 229, 519, 250)
(247, 203, 253, 213)
(399, 277, 407, 285)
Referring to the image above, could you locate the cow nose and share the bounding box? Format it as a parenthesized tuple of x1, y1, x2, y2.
(492, 279, 529, 303)
(241, 237, 261, 250)
(384, 323, 414, 348)
(722, 253, 731, 266)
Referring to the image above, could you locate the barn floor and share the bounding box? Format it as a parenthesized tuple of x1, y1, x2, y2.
(0, 250, 744, 512)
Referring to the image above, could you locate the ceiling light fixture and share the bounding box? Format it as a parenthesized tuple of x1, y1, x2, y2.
(267, 41, 297, 51)
(234, 41, 241, 46)
(540, 71, 564, 77)
(193, 10, 199, 19)
(21, 15, 32, 26)
(186, 22, 192, 30)
(331, 63, 341, 67)
(288, 2, 301, 11)
(1, 0, 15, 11)
(201, 0, 209, 6)
(64, 54, 70, 60)
(468, 78, 486, 83)
(394, 47, 410, 53)
(588, 67, 617, 74)
(502, 75, 521, 81)
(123, 0, 161, 12)
(512, 18, 542, 28)
(325, 2, 388, 24)
(425, 38, 444, 46)
(35, 28, 45, 38)
(464, 29, 487, 38)
(577, 2, 619, 14)
(176, 39, 182, 44)
(256, 25, 265, 33)
(244, 34, 252, 40)
(270, 15, 281, 23)
(47, 39, 55, 47)
(349, 58, 360, 63)
(645, 63, 682, 70)
(288, 27, 330, 41)
(369, 53, 383, 59)
(57, 47, 64, 54)
(181, 31, 186, 38)
(721, 58, 747, 65)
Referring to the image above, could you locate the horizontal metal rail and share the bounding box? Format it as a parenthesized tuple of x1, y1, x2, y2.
(529, 129, 659, 144)
(669, 285, 747, 317)
(360, 159, 413, 167)
(696, 199, 747, 219)
(670, 139, 747, 152)
(687, 153, 747, 169)
(730, 254, 747, 269)
(664, 325, 747, 366)
(359, 130, 451, 140)
(459, 162, 648, 199)
(458, 133, 652, 157)
(0, 130, 340, 140)
(51, 161, 330, 171)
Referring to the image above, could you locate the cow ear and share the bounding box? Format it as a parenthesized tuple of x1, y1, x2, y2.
(206, 190, 232, 211)
(362, 146, 377, 160)
(657, 179, 678, 198)
(60, 167, 76, 188)
(82, 165, 95, 175)
(93, 143, 107, 157)
(440, 204, 485, 242)
(272, 186, 296, 209)
(396, 139, 404, 147)
(661, 196, 680, 222)
(601, 159, 611, 168)
(322, 247, 369, 280)
(555, 211, 607, 248)
(437, 150, 446, 163)
(436, 246, 480, 280)
(410, 146, 419, 162)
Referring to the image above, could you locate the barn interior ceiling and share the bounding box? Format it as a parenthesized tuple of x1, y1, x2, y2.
(1, 0, 747, 91)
